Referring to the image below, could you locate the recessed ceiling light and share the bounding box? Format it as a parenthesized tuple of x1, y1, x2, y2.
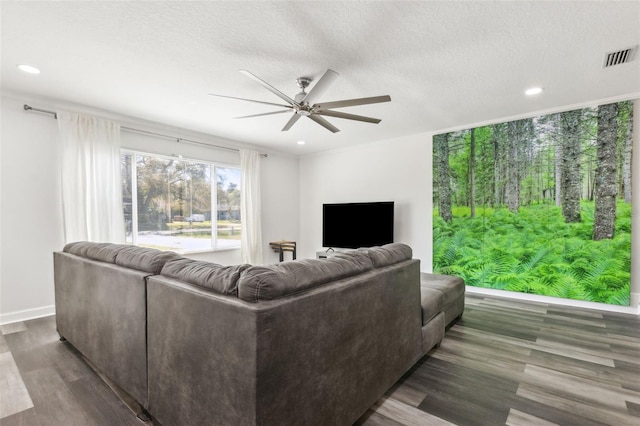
(297, 140, 306, 145)
(17, 64, 41, 74)
(525, 87, 543, 96)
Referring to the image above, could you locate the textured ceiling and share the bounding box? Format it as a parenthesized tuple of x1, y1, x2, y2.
(2, 1, 639, 155)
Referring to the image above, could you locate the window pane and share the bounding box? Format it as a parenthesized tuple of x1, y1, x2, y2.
(135, 154, 213, 253)
(216, 166, 242, 248)
(121, 150, 240, 253)
(121, 153, 133, 244)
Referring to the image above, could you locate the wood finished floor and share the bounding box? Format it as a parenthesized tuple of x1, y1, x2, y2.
(1, 294, 638, 426)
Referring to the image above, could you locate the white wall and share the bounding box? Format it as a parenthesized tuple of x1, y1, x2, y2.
(0, 92, 299, 324)
(1, 95, 65, 323)
(298, 133, 434, 271)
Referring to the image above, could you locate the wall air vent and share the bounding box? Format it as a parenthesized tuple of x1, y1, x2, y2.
(602, 46, 636, 68)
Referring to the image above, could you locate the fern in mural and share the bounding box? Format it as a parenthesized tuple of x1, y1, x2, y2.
(433, 201, 631, 305)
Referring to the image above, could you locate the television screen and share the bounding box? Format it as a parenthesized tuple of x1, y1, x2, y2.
(322, 202, 394, 249)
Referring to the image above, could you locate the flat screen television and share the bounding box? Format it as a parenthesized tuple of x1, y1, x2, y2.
(322, 201, 394, 249)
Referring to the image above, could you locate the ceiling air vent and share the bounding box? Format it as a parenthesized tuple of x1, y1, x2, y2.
(602, 46, 636, 68)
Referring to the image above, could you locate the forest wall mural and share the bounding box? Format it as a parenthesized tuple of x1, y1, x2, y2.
(432, 101, 633, 305)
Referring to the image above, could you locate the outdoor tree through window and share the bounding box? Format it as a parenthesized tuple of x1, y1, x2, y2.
(121, 151, 241, 253)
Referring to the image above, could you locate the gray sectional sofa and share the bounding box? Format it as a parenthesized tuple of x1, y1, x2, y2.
(54, 242, 464, 426)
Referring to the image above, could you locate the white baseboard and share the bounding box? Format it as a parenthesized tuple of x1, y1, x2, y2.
(631, 292, 640, 312)
(0, 305, 56, 326)
(466, 286, 640, 316)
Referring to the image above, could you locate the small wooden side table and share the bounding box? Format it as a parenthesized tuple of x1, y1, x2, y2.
(269, 240, 296, 262)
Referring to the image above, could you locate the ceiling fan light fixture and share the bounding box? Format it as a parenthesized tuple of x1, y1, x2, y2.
(294, 91, 306, 103)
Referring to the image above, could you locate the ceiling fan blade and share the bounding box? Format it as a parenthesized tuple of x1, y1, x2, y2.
(314, 95, 391, 110)
(235, 109, 292, 119)
(302, 69, 339, 106)
(308, 114, 340, 133)
(314, 110, 381, 124)
(281, 113, 302, 131)
(209, 94, 290, 108)
(239, 70, 297, 105)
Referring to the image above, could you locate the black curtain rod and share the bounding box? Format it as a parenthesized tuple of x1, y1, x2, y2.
(23, 104, 267, 157)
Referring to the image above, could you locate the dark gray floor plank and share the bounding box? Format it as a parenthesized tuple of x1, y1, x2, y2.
(355, 410, 406, 426)
(527, 349, 638, 389)
(16, 367, 96, 426)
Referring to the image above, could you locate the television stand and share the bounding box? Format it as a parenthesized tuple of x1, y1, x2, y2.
(316, 248, 346, 259)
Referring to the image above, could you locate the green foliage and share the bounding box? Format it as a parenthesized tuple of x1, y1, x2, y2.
(433, 201, 631, 305)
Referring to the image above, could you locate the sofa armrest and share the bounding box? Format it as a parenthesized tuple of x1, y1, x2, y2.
(54, 251, 149, 407)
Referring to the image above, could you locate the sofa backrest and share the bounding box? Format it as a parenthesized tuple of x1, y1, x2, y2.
(63, 241, 127, 263)
(237, 250, 373, 302)
(160, 258, 250, 296)
(63, 241, 179, 274)
(236, 243, 412, 302)
(64, 242, 414, 303)
(357, 243, 413, 268)
(151, 242, 413, 303)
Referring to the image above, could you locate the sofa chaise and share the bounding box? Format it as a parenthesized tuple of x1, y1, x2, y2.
(54, 242, 464, 425)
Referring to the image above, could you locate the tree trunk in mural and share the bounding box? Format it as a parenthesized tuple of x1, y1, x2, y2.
(435, 133, 453, 222)
(555, 143, 562, 206)
(623, 106, 633, 203)
(470, 128, 476, 218)
(492, 124, 501, 207)
(552, 114, 562, 206)
(505, 120, 520, 213)
(521, 119, 535, 206)
(560, 109, 582, 223)
(593, 103, 619, 240)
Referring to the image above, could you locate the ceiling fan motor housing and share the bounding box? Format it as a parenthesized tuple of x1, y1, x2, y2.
(296, 77, 312, 90)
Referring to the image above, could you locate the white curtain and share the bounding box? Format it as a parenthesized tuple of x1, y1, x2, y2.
(58, 111, 125, 243)
(240, 149, 263, 265)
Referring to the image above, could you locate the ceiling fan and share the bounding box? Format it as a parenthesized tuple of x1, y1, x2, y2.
(210, 69, 391, 133)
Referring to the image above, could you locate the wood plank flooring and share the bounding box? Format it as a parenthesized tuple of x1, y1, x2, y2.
(357, 294, 640, 426)
(1, 294, 638, 425)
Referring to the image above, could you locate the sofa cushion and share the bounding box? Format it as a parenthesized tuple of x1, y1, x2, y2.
(63, 241, 92, 258)
(160, 258, 249, 296)
(421, 273, 465, 305)
(420, 287, 445, 325)
(238, 250, 374, 302)
(63, 241, 127, 264)
(359, 243, 413, 268)
(115, 246, 180, 274)
(421, 311, 445, 354)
